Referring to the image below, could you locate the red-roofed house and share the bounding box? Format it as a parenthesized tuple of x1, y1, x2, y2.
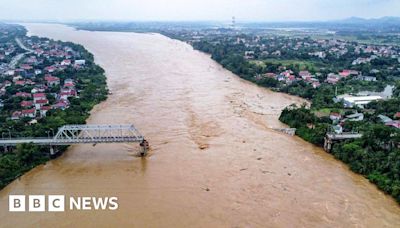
(15, 80, 26, 86)
(52, 101, 69, 110)
(299, 71, 311, 79)
(64, 82, 75, 88)
(34, 99, 49, 109)
(15, 92, 32, 98)
(20, 64, 33, 70)
(386, 121, 400, 129)
(33, 93, 46, 102)
(339, 70, 359, 78)
(59, 89, 77, 100)
(22, 109, 36, 118)
(61, 59, 72, 66)
(11, 111, 22, 120)
(40, 106, 52, 117)
(45, 66, 56, 73)
(21, 101, 33, 108)
(44, 75, 60, 87)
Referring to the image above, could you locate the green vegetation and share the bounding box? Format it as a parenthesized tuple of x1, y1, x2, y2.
(280, 97, 400, 202)
(186, 30, 400, 203)
(0, 32, 107, 189)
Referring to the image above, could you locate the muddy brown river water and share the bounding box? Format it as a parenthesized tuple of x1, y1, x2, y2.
(0, 23, 400, 227)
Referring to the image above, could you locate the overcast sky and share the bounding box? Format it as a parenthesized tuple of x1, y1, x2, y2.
(0, 0, 399, 22)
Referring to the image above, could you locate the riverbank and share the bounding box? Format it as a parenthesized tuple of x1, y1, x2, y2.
(0, 24, 108, 190)
(156, 29, 400, 204)
(1, 23, 399, 227)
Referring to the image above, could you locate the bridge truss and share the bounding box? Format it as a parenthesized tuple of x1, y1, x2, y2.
(0, 124, 147, 155)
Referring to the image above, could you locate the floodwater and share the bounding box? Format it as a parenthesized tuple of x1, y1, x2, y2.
(0, 23, 400, 227)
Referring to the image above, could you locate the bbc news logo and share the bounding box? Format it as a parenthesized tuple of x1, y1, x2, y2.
(9, 195, 118, 212)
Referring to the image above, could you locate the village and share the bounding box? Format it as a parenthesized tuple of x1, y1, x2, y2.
(0, 25, 88, 124)
(175, 29, 400, 133)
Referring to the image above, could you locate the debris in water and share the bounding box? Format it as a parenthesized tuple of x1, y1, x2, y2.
(199, 144, 209, 150)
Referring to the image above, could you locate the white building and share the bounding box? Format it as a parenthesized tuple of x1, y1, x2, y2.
(337, 95, 383, 108)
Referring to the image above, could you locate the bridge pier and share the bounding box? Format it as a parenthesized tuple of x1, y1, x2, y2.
(49, 146, 58, 156)
(324, 137, 332, 152)
(140, 139, 149, 157)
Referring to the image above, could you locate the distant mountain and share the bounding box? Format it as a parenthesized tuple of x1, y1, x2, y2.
(339, 16, 400, 24)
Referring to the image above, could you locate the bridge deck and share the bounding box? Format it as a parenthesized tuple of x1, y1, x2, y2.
(0, 124, 144, 146)
(326, 133, 363, 140)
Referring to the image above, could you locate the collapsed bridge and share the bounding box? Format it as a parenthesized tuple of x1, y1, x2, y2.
(0, 124, 148, 156)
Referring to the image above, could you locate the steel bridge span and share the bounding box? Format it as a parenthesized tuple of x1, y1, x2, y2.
(0, 124, 148, 156)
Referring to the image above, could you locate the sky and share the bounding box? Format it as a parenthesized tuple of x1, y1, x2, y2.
(0, 0, 399, 22)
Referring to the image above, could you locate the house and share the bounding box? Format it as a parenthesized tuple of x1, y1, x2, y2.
(59, 87, 77, 99)
(44, 66, 56, 73)
(20, 64, 33, 70)
(299, 71, 311, 78)
(33, 93, 46, 102)
(15, 80, 26, 86)
(378, 115, 393, 123)
(44, 75, 60, 87)
(312, 81, 321, 88)
(357, 76, 377, 82)
(52, 100, 69, 110)
(12, 75, 23, 82)
(29, 119, 38, 125)
(74, 60, 86, 65)
(31, 85, 47, 93)
(11, 111, 22, 120)
(338, 95, 383, 108)
(40, 106, 52, 117)
(34, 69, 42, 75)
(64, 79, 75, 89)
(385, 121, 400, 129)
(330, 112, 342, 122)
(345, 113, 364, 122)
(61, 59, 71, 66)
(339, 70, 358, 77)
(327, 74, 341, 84)
(22, 109, 36, 118)
(394, 112, 400, 119)
(34, 99, 49, 109)
(21, 101, 33, 108)
(244, 51, 255, 59)
(15, 92, 32, 98)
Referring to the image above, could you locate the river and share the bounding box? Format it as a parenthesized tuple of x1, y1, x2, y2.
(0, 23, 399, 227)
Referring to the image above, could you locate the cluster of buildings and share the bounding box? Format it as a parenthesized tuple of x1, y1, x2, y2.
(328, 111, 400, 134)
(0, 35, 87, 122)
(259, 69, 321, 88)
(10, 77, 78, 120)
(213, 34, 400, 89)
